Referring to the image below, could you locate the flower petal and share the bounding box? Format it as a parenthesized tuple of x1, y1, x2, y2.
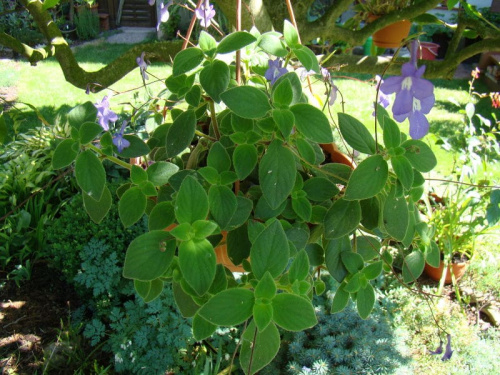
(419, 94, 435, 114)
(408, 110, 429, 139)
(392, 89, 413, 117)
(412, 77, 434, 99)
(380, 76, 403, 95)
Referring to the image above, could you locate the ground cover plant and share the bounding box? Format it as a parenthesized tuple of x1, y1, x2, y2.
(1, 0, 500, 374)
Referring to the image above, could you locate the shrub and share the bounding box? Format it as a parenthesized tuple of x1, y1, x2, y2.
(75, 8, 99, 41)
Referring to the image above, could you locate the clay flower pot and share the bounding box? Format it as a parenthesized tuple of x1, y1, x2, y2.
(419, 42, 440, 60)
(424, 260, 469, 284)
(368, 15, 412, 49)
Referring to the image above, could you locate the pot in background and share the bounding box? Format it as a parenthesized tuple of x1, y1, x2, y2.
(368, 15, 412, 49)
(424, 260, 469, 284)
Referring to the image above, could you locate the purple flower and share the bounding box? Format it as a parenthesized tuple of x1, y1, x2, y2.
(321, 67, 330, 82)
(375, 75, 390, 109)
(156, 1, 173, 31)
(265, 59, 288, 85)
(113, 121, 131, 153)
(195, 0, 216, 28)
(429, 339, 443, 355)
(441, 334, 453, 361)
(136, 52, 149, 81)
(328, 84, 338, 106)
(95, 96, 118, 131)
(380, 40, 435, 140)
(295, 67, 315, 81)
(148, 0, 155, 5)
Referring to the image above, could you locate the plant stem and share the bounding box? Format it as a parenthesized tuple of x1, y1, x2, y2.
(236, 0, 242, 85)
(208, 99, 221, 139)
(183, 0, 204, 50)
(87, 144, 132, 170)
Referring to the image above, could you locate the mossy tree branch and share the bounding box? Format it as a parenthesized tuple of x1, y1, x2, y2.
(1, 0, 500, 91)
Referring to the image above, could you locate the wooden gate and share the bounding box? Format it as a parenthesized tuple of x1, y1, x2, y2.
(101, 0, 156, 28)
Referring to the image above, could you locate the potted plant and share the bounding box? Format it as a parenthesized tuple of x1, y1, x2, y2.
(52, 18, 440, 373)
(423, 183, 500, 288)
(359, 0, 414, 48)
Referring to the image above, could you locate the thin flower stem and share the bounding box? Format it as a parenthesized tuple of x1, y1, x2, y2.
(87, 144, 131, 170)
(183, 0, 204, 50)
(195, 129, 217, 141)
(247, 325, 258, 375)
(236, 0, 242, 85)
(425, 178, 500, 189)
(208, 99, 221, 139)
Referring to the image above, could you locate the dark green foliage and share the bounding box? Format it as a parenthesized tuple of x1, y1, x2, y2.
(75, 8, 99, 41)
(262, 277, 410, 375)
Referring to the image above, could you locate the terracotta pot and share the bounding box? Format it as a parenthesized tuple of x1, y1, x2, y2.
(320, 143, 355, 169)
(419, 42, 440, 60)
(368, 15, 412, 49)
(424, 260, 469, 284)
(165, 225, 245, 273)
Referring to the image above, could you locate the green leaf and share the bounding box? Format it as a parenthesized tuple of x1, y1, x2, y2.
(344, 155, 388, 201)
(233, 144, 258, 180)
(217, 31, 257, 54)
(363, 261, 383, 280)
(227, 197, 253, 229)
(193, 313, 217, 341)
(209, 264, 228, 294)
(305, 243, 324, 266)
(341, 251, 364, 274)
(381, 113, 401, 149)
(179, 239, 216, 296)
(42, 0, 60, 10)
(134, 280, 151, 299)
(383, 192, 409, 241)
(257, 33, 288, 57)
(185, 85, 202, 107)
(272, 79, 294, 108)
(292, 45, 320, 72)
(83, 186, 112, 224)
(53, 139, 78, 170)
(220, 86, 271, 119)
(402, 250, 425, 283)
(425, 241, 440, 268)
(143, 279, 164, 303)
(165, 74, 193, 94)
(173, 282, 200, 318)
(172, 47, 204, 76)
(331, 286, 350, 313)
(344, 272, 362, 293)
(209, 185, 237, 230)
(123, 231, 175, 280)
(193, 220, 218, 240)
(147, 161, 179, 186)
(338, 113, 377, 154)
(200, 60, 230, 103)
(119, 186, 147, 227)
(392, 155, 414, 191)
(289, 250, 310, 283)
(360, 197, 380, 230)
(75, 150, 106, 200)
(131, 164, 148, 185)
(255, 271, 277, 300)
(357, 283, 375, 319)
(401, 139, 437, 172)
(227, 224, 252, 265)
(240, 321, 280, 375)
(198, 30, 217, 53)
(283, 19, 300, 48)
(117, 135, 150, 158)
(175, 175, 209, 224)
(0, 112, 8, 144)
(148, 201, 175, 231)
(198, 288, 254, 325)
(79, 122, 102, 144)
(259, 140, 296, 209)
(295, 138, 316, 164)
(166, 110, 196, 158)
(207, 141, 231, 172)
(253, 302, 274, 332)
(324, 199, 361, 239)
(272, 294, 317, 331)
(325, 237, 351, 283)
(356, 235, 381, 261)
(290, 103, 333, 143)
(303, 177, 339, 202)
(291, 195, 312, 222)
(68, 102, 97, 130)
(272, 109, 295, 139)
(251, 220, 290, 279)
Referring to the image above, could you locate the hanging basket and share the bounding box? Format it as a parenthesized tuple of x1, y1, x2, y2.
(368, 15, 412, 49)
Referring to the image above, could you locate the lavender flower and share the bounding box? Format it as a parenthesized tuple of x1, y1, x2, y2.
(265, 59, 288, 85)
(95, 96, 118, 131)
(113, 121, 131, 153)
(328, 84, 338, 106)
(195, 0, 216, 28)
(148, 0, 155, 5)
(375, 75, 390, 109)
(321, 67, 330, 82)
(136, 52, 149, 81)
(380, 40, 435, 140)
(295, 67, 315, 81)
(154, 1, 173, 31)
(441, 334, 453, 361)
